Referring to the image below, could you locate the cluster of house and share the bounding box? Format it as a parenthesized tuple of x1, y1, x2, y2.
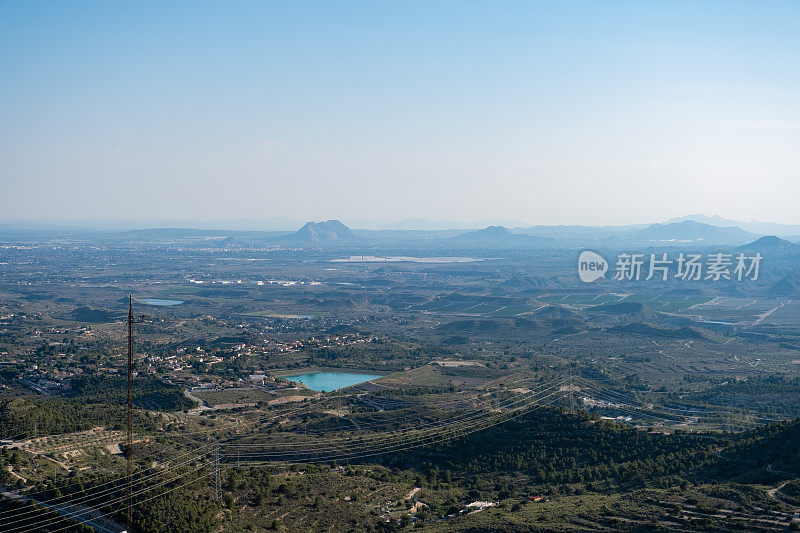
(12, 327, 379, 396)
(144, 346, 225, 373)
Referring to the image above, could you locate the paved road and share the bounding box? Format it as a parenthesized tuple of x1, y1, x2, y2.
(183, 388, 210, 412)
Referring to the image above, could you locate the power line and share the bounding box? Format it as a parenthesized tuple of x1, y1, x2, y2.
(223, 378, 564, 454)
(213, 440, 221, 503)
(0, 451, 211, 531)
(225, 384, 567, 464)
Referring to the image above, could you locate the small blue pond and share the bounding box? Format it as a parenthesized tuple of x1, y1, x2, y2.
(140, 298, 185, 306)
(283, 372, 382, 392)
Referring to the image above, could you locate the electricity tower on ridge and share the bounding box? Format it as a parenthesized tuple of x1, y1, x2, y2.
(127, 296, 147, 533)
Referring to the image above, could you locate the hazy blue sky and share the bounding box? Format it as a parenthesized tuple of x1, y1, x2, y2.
(1, 1, 799, 226)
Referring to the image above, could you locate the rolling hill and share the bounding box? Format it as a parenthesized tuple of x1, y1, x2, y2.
(451, 226, 557, 247)
(766, 274, 800, 297)
(628, 220, 757, 245)
(740, 235, 800, 255)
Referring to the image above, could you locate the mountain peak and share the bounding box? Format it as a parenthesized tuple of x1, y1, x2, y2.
(280, 220, 356, 243)
(477, 225, 512, 236)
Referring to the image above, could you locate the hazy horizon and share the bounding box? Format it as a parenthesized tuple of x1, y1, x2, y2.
(2, 212, 800, 233)
(2, 1, 799, 225)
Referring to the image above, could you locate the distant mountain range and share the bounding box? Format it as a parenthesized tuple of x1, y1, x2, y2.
(382, 218, 533, 231)
(668, 214, 800, 238)
(277, 219, 773, 248)
(3, 215, 799, 251)
(448, 220, 761, 248)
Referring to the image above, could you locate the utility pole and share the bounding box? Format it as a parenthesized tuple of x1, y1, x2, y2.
(126, 296, 147, 533)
